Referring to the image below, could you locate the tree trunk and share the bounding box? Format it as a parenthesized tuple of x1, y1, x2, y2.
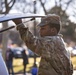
(2, 22, 9, 61)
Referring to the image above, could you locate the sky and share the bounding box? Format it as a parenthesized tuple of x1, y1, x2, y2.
(10, 0, 76, 23)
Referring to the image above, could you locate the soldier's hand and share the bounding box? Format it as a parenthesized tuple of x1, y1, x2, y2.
(12, 19, 22, 25)
(12, 19, 28, 30)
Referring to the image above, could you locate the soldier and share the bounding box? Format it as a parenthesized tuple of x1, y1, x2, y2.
(12, 14, 73, 75)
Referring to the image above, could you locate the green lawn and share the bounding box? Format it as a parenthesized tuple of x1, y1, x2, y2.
(13, 56, 76, 73)
(13, 57, 41, 73)
(71, 56, 76, 70)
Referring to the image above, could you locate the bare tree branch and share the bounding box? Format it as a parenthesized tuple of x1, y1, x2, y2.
(9, 0, 16, 10)
(8, 0, 14, 5)
(65, 0, 74, 11)
(4, 0, 15, 14)
(55, 0, 57, 6)
(39, 0, 47, 15)
(59, 0, 62, 7)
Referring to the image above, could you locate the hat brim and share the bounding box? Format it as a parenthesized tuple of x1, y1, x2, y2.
(38, 23, 46, 26)
(38, 21, 49, 26)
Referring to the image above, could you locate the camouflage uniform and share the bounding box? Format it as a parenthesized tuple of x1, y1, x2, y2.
(16, 25, 73, 75)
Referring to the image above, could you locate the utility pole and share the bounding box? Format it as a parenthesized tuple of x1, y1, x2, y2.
(0, 0, 2, 13)
(32, 0, 36, 64)
(2, 22, 9, 61)
(33, 0, 36, 36)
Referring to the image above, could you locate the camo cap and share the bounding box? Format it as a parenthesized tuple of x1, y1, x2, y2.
(38, 14, 61, 27)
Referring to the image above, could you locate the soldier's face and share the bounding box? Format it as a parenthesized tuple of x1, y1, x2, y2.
(39, 25, 53, 37)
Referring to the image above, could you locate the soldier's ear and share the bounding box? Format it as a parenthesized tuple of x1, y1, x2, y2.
(51, 28, 57, 33)
(51, 29, 54, 32)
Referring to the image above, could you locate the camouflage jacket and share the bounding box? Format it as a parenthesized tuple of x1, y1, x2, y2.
(17, 24, 73, 75)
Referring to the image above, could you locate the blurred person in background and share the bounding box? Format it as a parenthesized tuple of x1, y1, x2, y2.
(12, 14, 73, 75)
(6, 48, 14, 75)
(22, 49, 28, 75)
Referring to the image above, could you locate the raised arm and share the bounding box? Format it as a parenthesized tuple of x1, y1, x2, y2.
(12, 19, 36, 52)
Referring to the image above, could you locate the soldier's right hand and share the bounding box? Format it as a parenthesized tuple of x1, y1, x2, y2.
(12, 18, 28, 30)
(12, 19, 22, 25)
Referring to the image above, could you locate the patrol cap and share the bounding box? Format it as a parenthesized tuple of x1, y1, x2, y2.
(38, 14, 61, 33)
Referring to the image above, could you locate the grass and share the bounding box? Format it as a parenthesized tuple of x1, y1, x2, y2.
(71, 56, 76, 70)
(13, 57, 41, 73)
(13, 56, 76, 73)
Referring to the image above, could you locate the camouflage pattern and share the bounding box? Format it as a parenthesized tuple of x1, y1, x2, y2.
(38, 14, 61, 27)
(17, 24, 73, 75)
